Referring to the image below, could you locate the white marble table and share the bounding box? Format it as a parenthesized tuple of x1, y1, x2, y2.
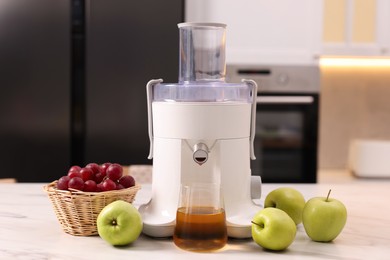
(1, 174, 390, 260)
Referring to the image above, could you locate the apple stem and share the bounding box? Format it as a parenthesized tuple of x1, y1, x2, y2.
(251, 221, 264, 228)
(326, 189, 332, 202)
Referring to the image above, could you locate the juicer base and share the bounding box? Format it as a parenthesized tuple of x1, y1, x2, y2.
(142, 222, 252, 239)
(142, 222, 175, 238)
(227, 224, 252, 239)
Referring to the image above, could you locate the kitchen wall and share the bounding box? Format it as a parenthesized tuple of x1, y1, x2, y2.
(318, 59, 390, 169)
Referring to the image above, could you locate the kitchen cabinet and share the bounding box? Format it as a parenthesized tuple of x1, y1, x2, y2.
(322, 0, 390, 56)
(185, 0, 323, 65)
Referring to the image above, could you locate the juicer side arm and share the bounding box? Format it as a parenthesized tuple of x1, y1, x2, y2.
(242, 79, 258, 160)
(146, 79, 163, 159)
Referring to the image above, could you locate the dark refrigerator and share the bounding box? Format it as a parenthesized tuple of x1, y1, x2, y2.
(0, 0, 184, 182)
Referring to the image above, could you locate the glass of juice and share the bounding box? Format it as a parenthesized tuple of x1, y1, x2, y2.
(173, 183, 227, 252)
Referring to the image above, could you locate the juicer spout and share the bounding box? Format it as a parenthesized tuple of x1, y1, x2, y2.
(193, 143, 209, 165)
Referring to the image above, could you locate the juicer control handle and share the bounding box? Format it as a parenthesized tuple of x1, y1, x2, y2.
(251, 175, 262, 200)
(146, 79, 163, 159)
(242, 79, 258, 160)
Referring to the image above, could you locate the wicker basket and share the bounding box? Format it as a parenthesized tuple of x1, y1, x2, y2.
(43, 181, 141, 236)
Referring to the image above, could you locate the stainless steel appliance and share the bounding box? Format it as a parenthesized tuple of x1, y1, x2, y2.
(227, 65, 320, 183)
(0, 0, 183, 182)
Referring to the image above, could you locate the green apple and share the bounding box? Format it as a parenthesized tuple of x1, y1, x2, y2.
(264, 187, 306, 225)
(97, 200, 143, 246)
(251, 207, 297, 251)
(302, 190, 347, 242)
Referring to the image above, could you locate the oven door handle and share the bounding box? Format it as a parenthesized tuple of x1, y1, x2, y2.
(256, 96, 314, 104)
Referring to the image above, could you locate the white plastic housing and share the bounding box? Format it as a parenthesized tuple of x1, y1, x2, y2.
(139, 101, 261, 238)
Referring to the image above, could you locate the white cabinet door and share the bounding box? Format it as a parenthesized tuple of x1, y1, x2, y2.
(322, 0, 390, 56)
(185, 0, 323, 65)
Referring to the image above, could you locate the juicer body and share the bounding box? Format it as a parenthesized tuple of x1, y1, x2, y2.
(139, 79, 261, 238)
(139, 22, 261, 238)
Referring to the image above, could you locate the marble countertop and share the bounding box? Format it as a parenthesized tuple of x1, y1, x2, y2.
(1, 170, 390, 260)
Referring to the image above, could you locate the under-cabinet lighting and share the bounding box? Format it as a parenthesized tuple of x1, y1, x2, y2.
(320, 57, 390, 67)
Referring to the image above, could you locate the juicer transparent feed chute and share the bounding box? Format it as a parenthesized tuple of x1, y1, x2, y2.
(138, 23, 261, 238)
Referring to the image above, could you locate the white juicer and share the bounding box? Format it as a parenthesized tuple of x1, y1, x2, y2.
(138, 23, 261, 238)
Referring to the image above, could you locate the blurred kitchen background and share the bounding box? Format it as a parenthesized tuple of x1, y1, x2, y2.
(1, 0, 390, 182)
(0, 0, 183, 182)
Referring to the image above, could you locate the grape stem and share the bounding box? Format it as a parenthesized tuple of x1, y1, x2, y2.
(326, 189, 332, 202)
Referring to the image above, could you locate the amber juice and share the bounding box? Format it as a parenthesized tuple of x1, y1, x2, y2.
(173, 206, 227, 251)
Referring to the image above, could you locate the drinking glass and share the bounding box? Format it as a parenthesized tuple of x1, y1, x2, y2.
(173, 183, 227, 251)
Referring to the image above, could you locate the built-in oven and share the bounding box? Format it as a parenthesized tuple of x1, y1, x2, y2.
(227, 65, 320, 183)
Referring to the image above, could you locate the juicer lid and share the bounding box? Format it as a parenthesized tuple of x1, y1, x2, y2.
(178, 22, 227, 29)
(152, 81, 254, 103)
(151, 22, 255, 102)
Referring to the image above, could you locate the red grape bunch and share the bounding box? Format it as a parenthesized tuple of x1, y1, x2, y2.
(56, 162, 136, 192)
